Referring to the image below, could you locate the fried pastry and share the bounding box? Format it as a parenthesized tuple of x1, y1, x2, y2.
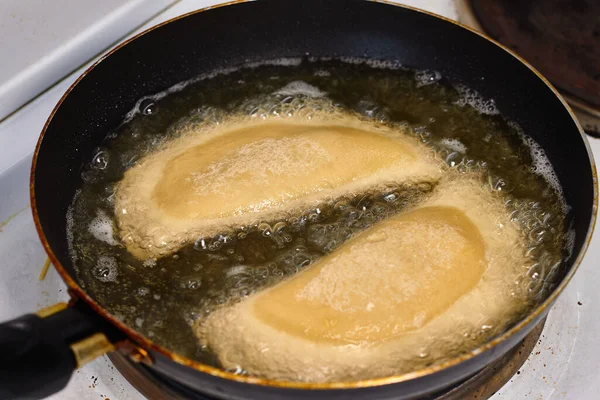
(115, 113, 442, 259)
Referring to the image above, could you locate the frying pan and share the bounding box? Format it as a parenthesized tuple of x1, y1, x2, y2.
(0, 1, 596, 399)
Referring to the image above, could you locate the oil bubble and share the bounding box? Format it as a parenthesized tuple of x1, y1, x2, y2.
(414, 70, 442, 87)
(140, 99, 158, 115)
(88, 210, 119, 246)
(92, 256, 118, 283)
(181, 277, 202, 291)
(91, 151, 109, 170)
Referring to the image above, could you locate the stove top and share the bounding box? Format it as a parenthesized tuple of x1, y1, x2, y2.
(0, 1, 598, 399)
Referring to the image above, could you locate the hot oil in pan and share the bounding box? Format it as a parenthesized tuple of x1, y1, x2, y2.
(67, 59, 569, 371)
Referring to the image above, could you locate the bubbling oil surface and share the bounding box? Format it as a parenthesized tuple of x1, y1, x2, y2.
(68, 59, 567, 373)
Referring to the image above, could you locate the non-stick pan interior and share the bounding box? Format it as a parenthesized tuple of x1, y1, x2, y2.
(34, 0, 593, 347)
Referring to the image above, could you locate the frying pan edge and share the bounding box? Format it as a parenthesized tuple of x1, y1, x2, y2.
(28, 0, 598, 393)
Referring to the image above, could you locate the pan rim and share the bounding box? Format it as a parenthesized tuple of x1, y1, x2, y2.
(30, 0, 598, 390)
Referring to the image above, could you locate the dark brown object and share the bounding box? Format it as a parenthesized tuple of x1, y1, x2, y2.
(459, 0, 600, 134)
(470, 0, 599, 108)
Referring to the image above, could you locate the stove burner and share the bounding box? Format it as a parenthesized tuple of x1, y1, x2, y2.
(457, 0, 600, 135)
(469, 0, 599, 108)
(108, 319, 545, 400)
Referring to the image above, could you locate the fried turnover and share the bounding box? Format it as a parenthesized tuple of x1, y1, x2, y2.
(196, 177, 527, 382)
(115, 113, 442, 259)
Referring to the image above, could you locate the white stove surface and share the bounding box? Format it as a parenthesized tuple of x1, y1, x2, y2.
(0, 0, 176, 121)
(0, 1, 598, 399)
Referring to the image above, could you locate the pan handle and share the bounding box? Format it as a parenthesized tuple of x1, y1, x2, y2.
(0, 301, 124, 400)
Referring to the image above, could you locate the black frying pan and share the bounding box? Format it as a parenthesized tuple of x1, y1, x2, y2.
(0, 1, 596, 399)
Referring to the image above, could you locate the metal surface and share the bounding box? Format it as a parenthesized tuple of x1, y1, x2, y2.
(468, 0, 599, 108)
(455, 0, 600, 135)
(71, 333, 116, 369)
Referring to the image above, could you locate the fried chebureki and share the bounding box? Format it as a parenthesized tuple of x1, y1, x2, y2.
(196, 177, 527, 382)
(115, 112, 442, 259)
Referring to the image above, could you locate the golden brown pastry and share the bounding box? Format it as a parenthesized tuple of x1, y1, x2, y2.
(196, 176, 528, 382)
(252, 206, 485, 345)
(115, 112, 442, 259)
